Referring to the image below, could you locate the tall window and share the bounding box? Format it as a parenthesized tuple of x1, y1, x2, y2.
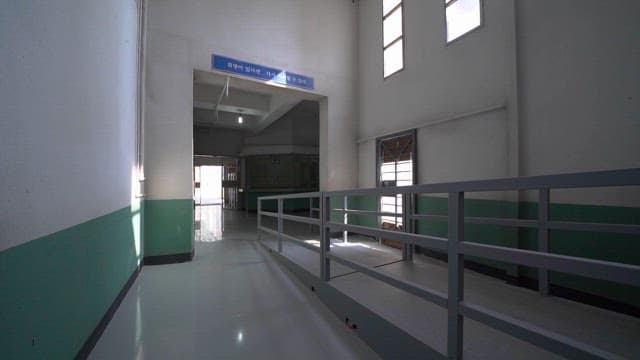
(377, 131, 416, 228)
(383, 0, 404, 78)
(445, 0, 482, 43)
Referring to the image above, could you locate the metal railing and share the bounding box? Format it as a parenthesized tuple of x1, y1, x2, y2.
(257, 168, 640, 360)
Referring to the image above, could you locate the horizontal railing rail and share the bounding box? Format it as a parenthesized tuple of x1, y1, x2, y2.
(259, 191, 321, 200)
(327, 222, 449, 252)
(327, 252, 448, 308)
(257, 168, 640, 360)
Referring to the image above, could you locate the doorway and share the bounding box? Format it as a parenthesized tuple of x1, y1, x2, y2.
(194, 165, 223, 205)
(192, 69, 324, 243)
(194, 164, 224, 242)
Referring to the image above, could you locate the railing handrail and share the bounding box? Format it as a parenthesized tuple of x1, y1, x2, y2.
(257, 167, 639, 360)
(258, 191, 321, 200)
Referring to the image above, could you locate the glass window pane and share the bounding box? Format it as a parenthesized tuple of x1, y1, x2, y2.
(382, 204, 396, 213)
(383, 0, 402, 15)
(383, 7, 403, 47)
(396, 161, 412, 172)
(446, 0, 482, 42)
(383, 39, 403, 77)
(381, 163, 396, 172)
(381, 172, 396, 181)
(381, 197, 397, 205)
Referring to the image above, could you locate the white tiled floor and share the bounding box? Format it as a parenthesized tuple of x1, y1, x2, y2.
(89, 207, 379, 360)
(91, 207, 640, 359)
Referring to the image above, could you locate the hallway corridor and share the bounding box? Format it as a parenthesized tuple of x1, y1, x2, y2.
(89, 207, 378, 359)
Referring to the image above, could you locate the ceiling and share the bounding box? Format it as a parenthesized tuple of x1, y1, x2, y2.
(193, 69, 322, 134)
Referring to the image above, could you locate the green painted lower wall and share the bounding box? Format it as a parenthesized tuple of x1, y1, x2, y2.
(348, 194, 640, 309)
(0, 198, 195, 359)
(518, 201, 640, 307)
(144, 199, 194, 257)
(0, 202, 143, 359)
(414, 196, 520, 276)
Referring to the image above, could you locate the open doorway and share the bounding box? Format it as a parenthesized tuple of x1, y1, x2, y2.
(193, 156, 241, 242)
(194, 165, 223, 206)
(194, 157, 240, 208)
(193, 160, 225, 242)
(192, 69, 322, 242)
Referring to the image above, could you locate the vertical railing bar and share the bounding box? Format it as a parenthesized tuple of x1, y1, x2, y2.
(402, 193, 411, 260)
(277, 198, 283, 253)
(377, 192, 382, 245)
(257, 198, 262, 242)
(538, 188, 550, 296)
(409, 192, 415, 259)
(448, 191, 464, 359)
(344, 195, 348, 243)
(320, 193, 331, 281)
(309, 197, 313, 233)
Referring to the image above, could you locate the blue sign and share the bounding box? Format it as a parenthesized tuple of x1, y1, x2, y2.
(212, 54, 314, 91)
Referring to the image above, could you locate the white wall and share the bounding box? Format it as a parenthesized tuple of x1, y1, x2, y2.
(194, 127, 245, 157)
(0, 0, 139, 251)
(195, 101, 319, 157)
(292, 102, 320, 147)
(244, 100, 319, 149)
(517, 0, 640, 205)
(357, 0, 518, 190)
(357, 0, 639, 206)
(244, 115, 294, 147)
(417, 109, 508, 184)
(144, 0, 358, 198)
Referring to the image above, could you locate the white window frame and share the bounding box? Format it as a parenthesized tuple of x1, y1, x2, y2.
(445, 0, 484, 44)
(382, 0, 405, 79)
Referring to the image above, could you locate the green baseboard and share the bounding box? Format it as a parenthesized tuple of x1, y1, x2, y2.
(144, 199, 194, 257)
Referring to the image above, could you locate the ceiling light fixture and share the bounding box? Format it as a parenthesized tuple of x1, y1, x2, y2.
(238, 115, 243, 124)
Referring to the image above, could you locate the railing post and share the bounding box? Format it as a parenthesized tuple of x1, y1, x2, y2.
(343, 195, 348, 243)
(448, 192, 464, 360)
(402, 193, 414, 261)
(257, 198, 262, 241)
(309, 197, 313, 232)
(376, 193, 382, 245)
(277, 198, 283, 253)
(320, 193, 331, 281)
(538, 188, 550, 296)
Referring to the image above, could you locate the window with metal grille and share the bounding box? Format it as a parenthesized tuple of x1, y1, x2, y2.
(377, 130, 416, 228)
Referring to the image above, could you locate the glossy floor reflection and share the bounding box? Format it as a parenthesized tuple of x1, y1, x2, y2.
(89, 209, 379, 360)
(194, 204, 223, 242)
